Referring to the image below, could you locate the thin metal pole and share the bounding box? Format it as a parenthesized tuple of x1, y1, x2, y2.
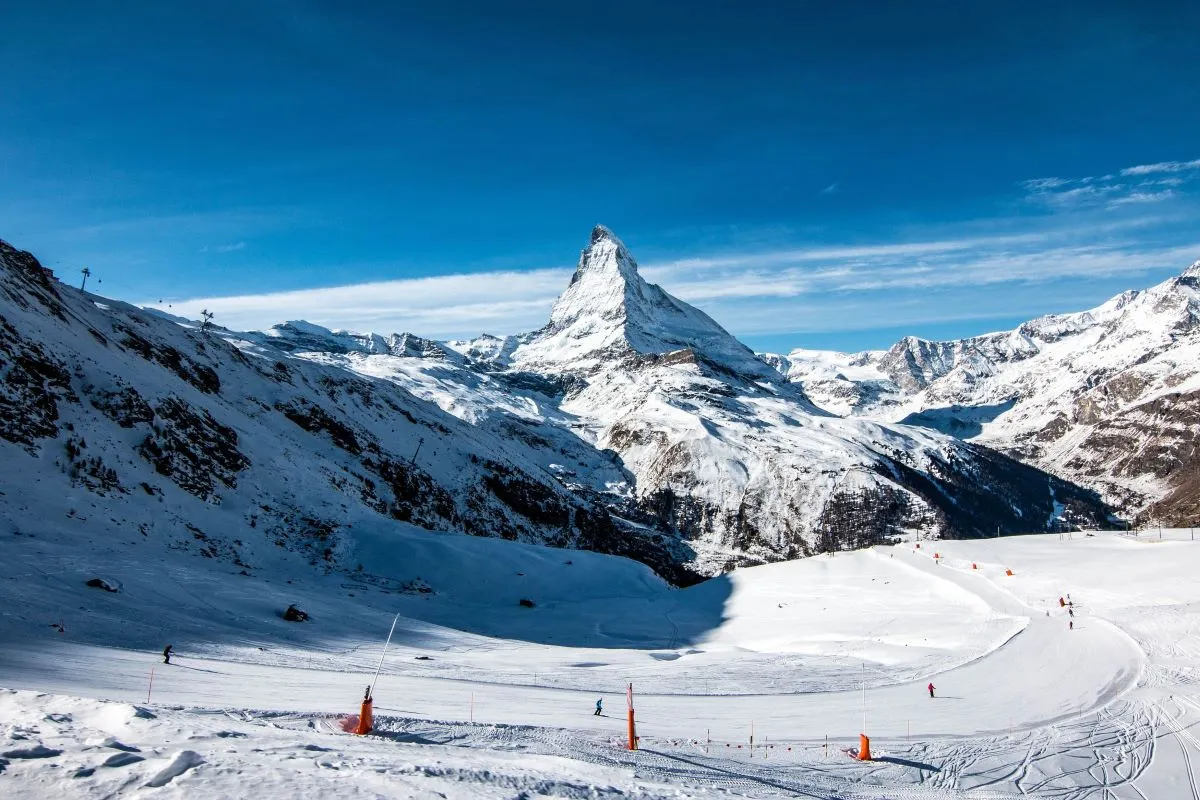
(862, 662, 867, 732)
(369, 614, 399, 694)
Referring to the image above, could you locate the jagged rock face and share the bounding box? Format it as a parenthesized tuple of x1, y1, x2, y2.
(768, 262, 1200, 524)
(0, 238, 696, 585)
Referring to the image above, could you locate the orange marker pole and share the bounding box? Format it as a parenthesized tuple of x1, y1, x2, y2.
(627, 682, 637, 751)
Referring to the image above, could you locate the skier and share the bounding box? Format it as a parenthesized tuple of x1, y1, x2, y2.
(594, 698, 603, 716)
(1068, 607, 1074, 617)
(163, 644, 173, 664)
(928, 682, 935, 698)
(1069, 620, 1074, 631)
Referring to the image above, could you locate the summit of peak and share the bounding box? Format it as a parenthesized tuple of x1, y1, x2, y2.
(590, 224, 619, 244)
(1181, 259, 1200, 280)
(575, 225, 637, 275)
(563, 225, 642, 297)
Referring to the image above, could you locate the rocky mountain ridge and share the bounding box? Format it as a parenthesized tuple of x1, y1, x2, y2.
(767, 261, 1200, 523)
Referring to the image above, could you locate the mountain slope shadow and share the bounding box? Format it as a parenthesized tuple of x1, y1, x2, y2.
(0, 518, 733, 659)
(899, 400, 1016, 438)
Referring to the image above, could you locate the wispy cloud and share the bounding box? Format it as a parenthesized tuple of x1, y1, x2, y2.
(1120, 159, 1200, 177)
(1107, 190, 1178, 207)
(215, 241, 247, 253)
(147, 267, 572, 338)
(1019, 177, 1071, 192)
(1022, 157, 1200, 209)
(820, 182, 840, 195)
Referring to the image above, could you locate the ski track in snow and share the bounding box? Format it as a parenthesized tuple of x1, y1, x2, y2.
(4, 532, 1200, 797)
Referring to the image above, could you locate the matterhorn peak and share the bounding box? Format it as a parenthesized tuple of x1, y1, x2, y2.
(1180, 259, 1200, 280)
(511, 226, 781, 381)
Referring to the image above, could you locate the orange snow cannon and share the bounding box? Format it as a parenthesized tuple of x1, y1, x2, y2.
(355, 687, 374, 735)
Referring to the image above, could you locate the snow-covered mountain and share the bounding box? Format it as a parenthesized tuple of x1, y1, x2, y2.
(0, 229, 1108, 581)
(766, 261, 1200, 524)
(250, 227, 1107, 574)
(0, 237, 695, 584)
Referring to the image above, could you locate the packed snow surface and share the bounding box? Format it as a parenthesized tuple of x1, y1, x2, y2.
(5, 523, 1200, 797)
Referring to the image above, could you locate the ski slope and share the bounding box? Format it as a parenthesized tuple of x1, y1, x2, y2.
(2, 528, 1199, 797)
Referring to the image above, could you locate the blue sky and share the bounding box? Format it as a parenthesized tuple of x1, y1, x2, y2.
(3, 1, 1200, 353)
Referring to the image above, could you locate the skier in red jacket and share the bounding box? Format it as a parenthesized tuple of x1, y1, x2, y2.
(928, 682, 935, 698)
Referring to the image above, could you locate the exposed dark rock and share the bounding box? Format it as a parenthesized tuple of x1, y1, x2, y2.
(85, 577, 120, 592)
(283, 604, 309, 622)
(137, 397, 249, 501)
(277, 399, 363, 455)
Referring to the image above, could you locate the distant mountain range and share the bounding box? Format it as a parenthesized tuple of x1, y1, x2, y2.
(763, 261, 1200, 526)
(0, 228, 1112, 584)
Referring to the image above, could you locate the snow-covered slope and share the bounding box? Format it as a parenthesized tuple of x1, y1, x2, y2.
(0, 238, 692, 584)
(768, 261, 1200, 523)
(4, 525, 1198, 798)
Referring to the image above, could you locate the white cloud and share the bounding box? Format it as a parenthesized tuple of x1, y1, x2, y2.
(1019, 177, 1071, 191)
(1119, 159, 1200, 177)
(1022, 157, 1200, 208)
(1107, 190, 1177, 208)
(1034, 184, 1125, 207)
(147, 267, 571, 339)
